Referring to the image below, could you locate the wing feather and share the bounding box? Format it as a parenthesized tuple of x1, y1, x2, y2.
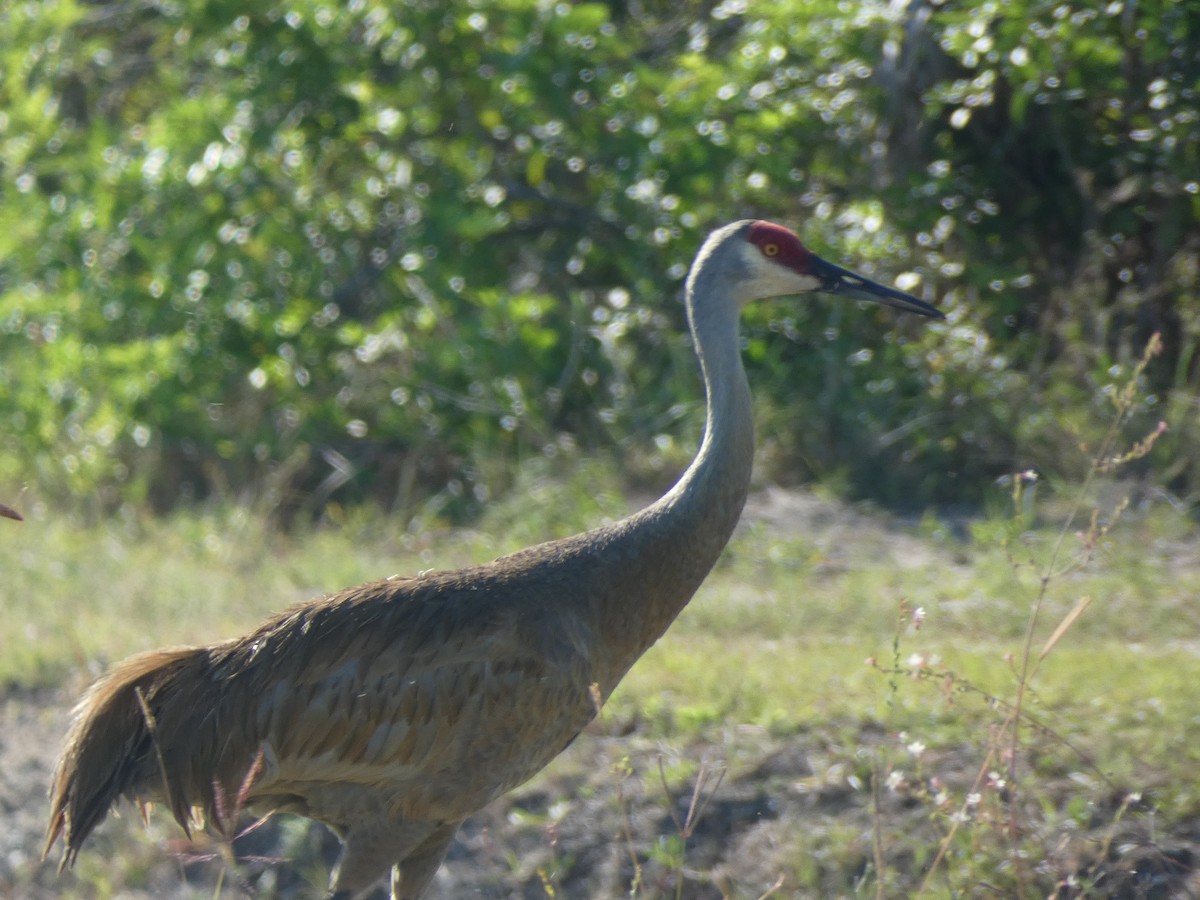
(182, 569, 596, 823)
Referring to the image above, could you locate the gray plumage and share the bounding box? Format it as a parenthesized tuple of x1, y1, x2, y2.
(45, 220, 941, 898)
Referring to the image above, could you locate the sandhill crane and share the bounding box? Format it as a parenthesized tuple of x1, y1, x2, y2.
(45, 220, 941, 899)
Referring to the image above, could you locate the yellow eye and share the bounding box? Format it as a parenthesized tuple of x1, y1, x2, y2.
(763, 243, 780, 257)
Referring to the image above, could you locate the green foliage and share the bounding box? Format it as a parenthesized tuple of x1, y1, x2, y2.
(0, 0, 1196, 517)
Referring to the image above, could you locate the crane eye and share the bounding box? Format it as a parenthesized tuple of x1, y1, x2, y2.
(763, 243, 780, 257)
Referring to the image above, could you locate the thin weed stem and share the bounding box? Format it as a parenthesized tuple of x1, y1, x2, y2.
(1004, 333, 1162, 891)
(899, 334, 1167, 896)
(654, 756, 725, 900)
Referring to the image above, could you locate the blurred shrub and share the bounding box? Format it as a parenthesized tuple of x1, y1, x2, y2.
(0, 0, 1195, 520)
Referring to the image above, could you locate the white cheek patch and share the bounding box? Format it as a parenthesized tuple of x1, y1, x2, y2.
(741, 244, 821, 295)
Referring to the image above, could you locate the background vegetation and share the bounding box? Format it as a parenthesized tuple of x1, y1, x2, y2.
(3, 2, 1200, 896)
(2, 0, 1196, 521)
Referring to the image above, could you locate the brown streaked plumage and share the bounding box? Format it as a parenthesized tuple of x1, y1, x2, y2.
(45, 221, 942, 898)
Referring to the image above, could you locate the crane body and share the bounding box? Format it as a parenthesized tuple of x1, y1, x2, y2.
(46, 220, 941, 898)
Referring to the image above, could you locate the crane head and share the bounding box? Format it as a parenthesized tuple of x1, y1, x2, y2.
(743, 221, 943, 319)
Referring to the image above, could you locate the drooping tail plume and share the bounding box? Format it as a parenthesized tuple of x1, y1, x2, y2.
(45, 646, 208, 868)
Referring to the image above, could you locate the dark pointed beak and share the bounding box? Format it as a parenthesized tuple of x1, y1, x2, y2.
(809, 256, 943, 319)
(0, 504, 22, 522)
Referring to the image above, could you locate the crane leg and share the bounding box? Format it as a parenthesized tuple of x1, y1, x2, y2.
(390, 821, 461, 900)
(328, 818, 434, 898)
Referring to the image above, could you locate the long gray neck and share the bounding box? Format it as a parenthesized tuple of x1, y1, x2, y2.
(579, 262, 754, 689)
(656, 268, 754, 527)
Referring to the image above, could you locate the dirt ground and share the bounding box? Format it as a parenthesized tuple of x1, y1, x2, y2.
(4, 490, 1200, 898)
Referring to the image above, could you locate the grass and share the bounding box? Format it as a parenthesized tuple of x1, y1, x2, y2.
(13, 495, 1195, 736)
(7, 480, 1200, 896)
(6, 344, 1200, 896)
